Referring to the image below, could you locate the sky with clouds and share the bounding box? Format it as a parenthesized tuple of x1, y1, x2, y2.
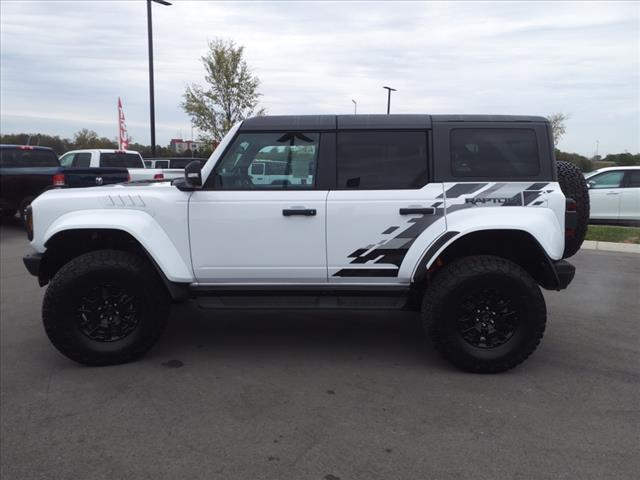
(1, 0, 638, 156)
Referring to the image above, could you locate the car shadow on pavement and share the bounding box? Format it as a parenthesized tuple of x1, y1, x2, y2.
(154, 302, 445, 369)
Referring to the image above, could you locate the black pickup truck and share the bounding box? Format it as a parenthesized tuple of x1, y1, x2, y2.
(0, 145, 129, 221)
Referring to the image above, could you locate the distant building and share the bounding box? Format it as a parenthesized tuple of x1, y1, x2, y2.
(169, 138, 206, 154)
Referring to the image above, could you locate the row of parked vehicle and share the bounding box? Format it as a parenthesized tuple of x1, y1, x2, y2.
(0, 144, 205, 222)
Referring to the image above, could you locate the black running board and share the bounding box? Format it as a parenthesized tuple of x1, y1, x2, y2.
(191, 285, 411, 310)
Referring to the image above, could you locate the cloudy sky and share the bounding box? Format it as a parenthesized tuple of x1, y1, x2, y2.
(1, 0, 638, 156)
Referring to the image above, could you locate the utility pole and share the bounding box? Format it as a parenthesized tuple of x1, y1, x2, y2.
(383, 86, 396, 114)
(147, 0, 172, 157)
(351, 99, 357, 115)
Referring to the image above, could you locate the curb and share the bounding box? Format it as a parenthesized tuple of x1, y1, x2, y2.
(581, 240, 640, 254)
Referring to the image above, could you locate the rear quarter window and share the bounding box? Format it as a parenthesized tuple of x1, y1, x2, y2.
(450, 128, 539, 178)
(100, 153, 143, 168)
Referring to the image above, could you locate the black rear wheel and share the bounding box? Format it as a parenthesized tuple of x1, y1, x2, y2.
(43, 250, 170, 366)
(422, 255, 546, 373)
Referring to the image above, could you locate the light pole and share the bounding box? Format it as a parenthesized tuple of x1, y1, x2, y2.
(382, 86, 396, 114)
(147, 0, 171, 157)
(351, 99, 357, 115)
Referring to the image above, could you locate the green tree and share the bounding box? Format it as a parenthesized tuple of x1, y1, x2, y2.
(182, 39, 265, 143)
(72, 129, 117, 149)
(548, 113, 569, 147)
(603, 152, 640, 166)
(555, 149, 593, 172)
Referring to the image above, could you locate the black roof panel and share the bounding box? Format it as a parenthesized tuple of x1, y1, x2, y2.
(239, 114, 548, 131)
(431, 114, 548, 123)
(337, 114, 431, 129)
(240, 115, 335, 131)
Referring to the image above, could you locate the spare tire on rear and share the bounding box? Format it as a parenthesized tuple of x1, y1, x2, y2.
(557, 161, 590, 258)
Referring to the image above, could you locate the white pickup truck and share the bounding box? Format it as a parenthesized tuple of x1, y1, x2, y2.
(59, 149, 165, 182)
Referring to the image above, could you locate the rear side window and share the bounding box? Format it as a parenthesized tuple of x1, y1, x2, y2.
(625, 170, 640, 188)
(155, 160, 169, 169)
(73, 153, 91, 168)
(450, 128, 539, 178)
(0, 148, 59, 167)
(337, 131, 427, 189)
(100, 153, 143, 168)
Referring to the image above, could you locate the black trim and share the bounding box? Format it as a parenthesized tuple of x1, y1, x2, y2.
(332, 268, 398, 277)
(282, 208, 316, 216)
(412, 231, 459, 282)
(193, 284, 411, 310)
(191, 284, 409, 294)
(550, 260, 575, 290)
(400, 207, 435, 215)
(23, 253, 42, 277)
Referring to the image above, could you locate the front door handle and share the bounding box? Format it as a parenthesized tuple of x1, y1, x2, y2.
(283, 208, 317, 216)
(399, 207, 435, 215)
(606, 192, 620, 195)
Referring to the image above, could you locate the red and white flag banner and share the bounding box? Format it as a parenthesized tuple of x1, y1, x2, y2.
(118, 97, 129, 150)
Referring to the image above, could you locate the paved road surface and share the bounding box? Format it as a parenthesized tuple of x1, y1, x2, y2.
(1, 217, 639, 479)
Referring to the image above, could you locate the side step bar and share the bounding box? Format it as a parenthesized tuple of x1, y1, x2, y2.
(190, 285, 411, 310)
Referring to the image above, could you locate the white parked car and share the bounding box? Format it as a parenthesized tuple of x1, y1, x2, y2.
(59, 149, 165, 182)
(584, 166, 640, 224)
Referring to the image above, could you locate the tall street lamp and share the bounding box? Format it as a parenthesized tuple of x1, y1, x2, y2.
(351, 99, 357, 115)
(147, 0, 171, 157)
(382, 86, 396, 114)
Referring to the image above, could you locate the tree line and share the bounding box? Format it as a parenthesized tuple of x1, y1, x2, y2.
(0, 129, 213, 159)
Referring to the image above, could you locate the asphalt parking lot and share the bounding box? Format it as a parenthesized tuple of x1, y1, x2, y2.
(1, 217, 638, 480)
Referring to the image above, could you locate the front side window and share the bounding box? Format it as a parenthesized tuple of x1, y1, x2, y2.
(212, 132, 319, 189)
(337, 131, 427, 189)
(59, 153, 75, 167)
(450, 128, 539, 177)
(588, 171, 624, 189)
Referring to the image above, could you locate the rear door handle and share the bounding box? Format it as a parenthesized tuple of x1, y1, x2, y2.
(399, 207, 435, 215)
(606, 192, 620, 195)
(283, 208, 316, 216)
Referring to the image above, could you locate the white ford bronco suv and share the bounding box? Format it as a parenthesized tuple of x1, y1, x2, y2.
(23, 115, 590, 373)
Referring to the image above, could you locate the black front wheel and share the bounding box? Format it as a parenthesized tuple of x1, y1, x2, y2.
(422, 255, 546, 373)
(43, 250, 170, 366)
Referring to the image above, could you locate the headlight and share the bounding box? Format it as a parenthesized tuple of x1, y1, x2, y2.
(25, 205, 33, 241)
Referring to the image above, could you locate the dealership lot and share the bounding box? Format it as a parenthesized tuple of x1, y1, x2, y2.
(1, 218, 638, 480)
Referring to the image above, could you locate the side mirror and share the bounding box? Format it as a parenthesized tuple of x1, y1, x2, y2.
(587, 181, 594, 189)
(184, 160, 202, 188)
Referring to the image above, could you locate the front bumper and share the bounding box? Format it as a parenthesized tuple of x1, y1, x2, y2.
(23, 253, 42, 277)
(551, 259, 575, 290)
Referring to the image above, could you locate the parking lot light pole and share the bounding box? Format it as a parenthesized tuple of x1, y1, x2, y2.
(351, 99, 357, 115)
(147, 0, 171, 157)
(383, 86, 396, 114)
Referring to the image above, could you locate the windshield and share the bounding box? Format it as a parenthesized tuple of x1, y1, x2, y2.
(0, 148, 59, 167)
(100, 153, 143, 168)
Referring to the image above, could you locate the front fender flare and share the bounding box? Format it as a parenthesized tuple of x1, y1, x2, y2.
(42, 209, 194, 283)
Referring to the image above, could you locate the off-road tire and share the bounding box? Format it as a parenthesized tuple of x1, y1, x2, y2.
(422, 255, 546, 373)
(43, 249, 170, 366)
(557, 160, 590, 258)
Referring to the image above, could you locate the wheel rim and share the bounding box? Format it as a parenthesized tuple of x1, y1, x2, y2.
(456, 288, 519, 349)
(76, 283, 140, 342)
